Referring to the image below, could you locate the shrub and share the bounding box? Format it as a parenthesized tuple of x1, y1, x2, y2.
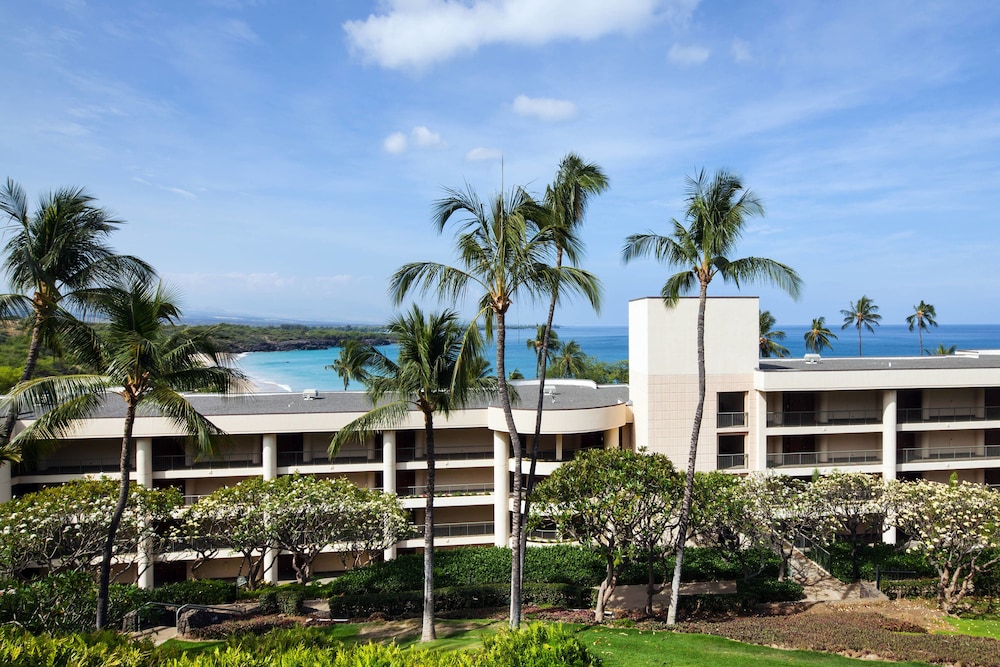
(736, 578, 804, 603)
(478, 623, 598, 666)
(0, 627, 152, 667)
(0, 571, 100, 633)
(277, 589, 305, 615)
(524, 546, 604, 586)
(328, 590, 423, 618)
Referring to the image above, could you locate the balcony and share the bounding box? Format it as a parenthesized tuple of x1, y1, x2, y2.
(717, 412, 747, 428)
(152, 453, 258, 471)
(897, 406, 1000, 424)
(397, 446, 492, 462)
(717, 453, 746, 470)
(277, 450, 382, 467)
(411, 521, 494, 538)
(398, 483, 493, 497)
(24, 457, 121, 475)
(898, 445, 1000, 463)
(767, 409, 882, 428)
(767, 449, 881, 468)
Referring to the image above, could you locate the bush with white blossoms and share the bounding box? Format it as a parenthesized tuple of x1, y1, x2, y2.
(889, 477, 1000, 612)
(0, 478, 181, 580)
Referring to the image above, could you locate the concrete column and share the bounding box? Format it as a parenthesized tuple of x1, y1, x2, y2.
(493, 430, 510, 547)
(555, 434, 563, 461)
(261, 434, 279, 583)
(136, 438, 153, 488)
(137, 539, 154, 589)
(0, 463, 11, 503)
(882, 389, 898, 545)
(753, 390, 769, 471)
(604, 427, 620, 450)
(382, 431, 397, 560)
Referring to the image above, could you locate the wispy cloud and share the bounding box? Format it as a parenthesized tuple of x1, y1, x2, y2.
(668, 43, 709, 65)
(383, 126, 447, 154)
(344, 0, 695, 70)
(512, 94, 577, 121)
(465, 147, 503, 161)
(731, 38, 751, 63)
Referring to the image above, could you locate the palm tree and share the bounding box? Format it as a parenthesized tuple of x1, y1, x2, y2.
(330, 306, 496, 642)
(759, 310, 790, 358)
(0, 179, 153, 457)
(804, 317, 837, 354)
(325, 340, 374, 390)
(906, 301, 938, 355)
(552, 339, 587, 378)
(622, 168, 801, 625)
(6, 280, 248, 629)
(841, 296, 881, 357)
(526, 324, 560, 378)
(391, 184, 600, 628)
(926, 343, 957, 355)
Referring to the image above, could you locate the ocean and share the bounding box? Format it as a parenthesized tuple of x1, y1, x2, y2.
(237, 323, 1000, 393)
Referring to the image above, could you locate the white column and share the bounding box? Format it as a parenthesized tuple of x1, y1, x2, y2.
(135, 438, 155, 589)
(882, 390, 897, 545)
(753, 390, 769, 471)
(604, 427, 620, 450)
(555, 434, 563, 461)
(0, 462, 11, 503)
(382, 431, 397, 561)
(136, 438, 153, 488)
(493, 430, 510, 548)
(261, 434, 279, 583)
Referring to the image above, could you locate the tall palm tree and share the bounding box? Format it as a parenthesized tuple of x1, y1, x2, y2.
(622, 168, 801, 625)
(804, 316, 837, 354)
(841, 296, 881, 357)
(526, 324, 560, 379)
(926, 343, 957, 355)
(6, 280, 248, 629)
(520, 155, 607, 622)
(906, 300, 938, 355)
(759, 310, 790, 358)
(552, 339, 587, 378)
(330, 306, 496, 642)
(391, 184, 600, 628)
(325, 340, 374, 390)
(0, 179, 153, 457)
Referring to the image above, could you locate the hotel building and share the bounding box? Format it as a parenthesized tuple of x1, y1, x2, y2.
(5, 296, 1000, 585)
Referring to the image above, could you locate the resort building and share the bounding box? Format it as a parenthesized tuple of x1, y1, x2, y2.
(5, 295, 1000, 586)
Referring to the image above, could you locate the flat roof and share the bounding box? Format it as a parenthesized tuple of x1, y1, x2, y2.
(759, 350, 1000, 373)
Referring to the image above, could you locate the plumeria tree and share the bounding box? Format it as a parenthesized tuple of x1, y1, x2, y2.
(810, 472, 889, 581)
(889, 477, 1000, 612)
(0, 478, 180, 579)
(531, 448, 681, 621)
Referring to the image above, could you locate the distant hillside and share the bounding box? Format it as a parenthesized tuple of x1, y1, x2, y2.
(178, 323, 395, 353)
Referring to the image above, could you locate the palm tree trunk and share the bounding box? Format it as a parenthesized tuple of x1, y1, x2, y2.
(667, 281, 708, 626)
(97, 400, 136, 630)
(421, 408, 436, 641)
(857, 326, 862, 357)
(498, 310, 524, 629)
(519, 250, 563, 619)
(0, 309, 45, 449)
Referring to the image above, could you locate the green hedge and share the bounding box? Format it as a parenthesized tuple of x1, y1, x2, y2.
(617, 547, 780, 586)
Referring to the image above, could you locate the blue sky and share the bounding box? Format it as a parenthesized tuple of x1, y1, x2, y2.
(3, 0, 999, 328)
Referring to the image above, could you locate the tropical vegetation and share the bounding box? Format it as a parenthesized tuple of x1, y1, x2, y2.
(841, 295, 881, 357)
(621, 167, 801, 624)
(758, 310, 789, 358)
(907, 300, 938, 354)
(803, 316, 837, 354)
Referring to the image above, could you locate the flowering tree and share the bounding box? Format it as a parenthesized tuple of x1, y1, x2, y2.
(0, 478, 181, 580)
(531, 448, 682, 621)
(890, 477, 1000, 612)
(810, 472, 889, 581)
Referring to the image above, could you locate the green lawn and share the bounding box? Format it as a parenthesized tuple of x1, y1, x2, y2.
(940, 616, 1000, 641)
(570, 626, 933, 667)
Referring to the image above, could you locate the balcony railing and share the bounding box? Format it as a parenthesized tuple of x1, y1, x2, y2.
(411, 521, 494, 538)
(717, 412, 747, 428)
(897, 406, 1000, 424)
(277, 450, 381, 467)
(767, 409, 882, 427)
(767, 449, 881, 467)
(398, 483, 493, 497)
(26, 458, 122, 475)
(396, 447, 492, 462)
(152, 454, 259, 471)
(898, 445, 1000, 463)
(717, 453, 746, 469)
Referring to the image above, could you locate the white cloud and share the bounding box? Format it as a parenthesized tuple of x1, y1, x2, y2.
(382, 131, 408, 154)
(465, 147, 503, 161)
(512, 94, 577, 121)
(411, 125, 445, 148)
(668, 43, 710, 65)
(384, 126, 446, 153)
(731, 37, 751, 63)
(344, 0, 695, 70)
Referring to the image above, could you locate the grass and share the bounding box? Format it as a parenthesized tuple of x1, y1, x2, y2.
(941, 616, 1000, 641)
(570, 625, 934, 667)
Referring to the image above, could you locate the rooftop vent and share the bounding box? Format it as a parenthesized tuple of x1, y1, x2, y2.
(804, 354, 821, 365)
(303, 389, 320, 400)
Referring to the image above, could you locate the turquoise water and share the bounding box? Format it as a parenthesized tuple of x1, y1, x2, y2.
(238, 325, 629, 392)
(237, 324, 1000, 392)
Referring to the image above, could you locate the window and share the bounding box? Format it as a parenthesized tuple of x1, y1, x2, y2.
(717, 434, 745, 469)
(717, 392, 746, 428)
